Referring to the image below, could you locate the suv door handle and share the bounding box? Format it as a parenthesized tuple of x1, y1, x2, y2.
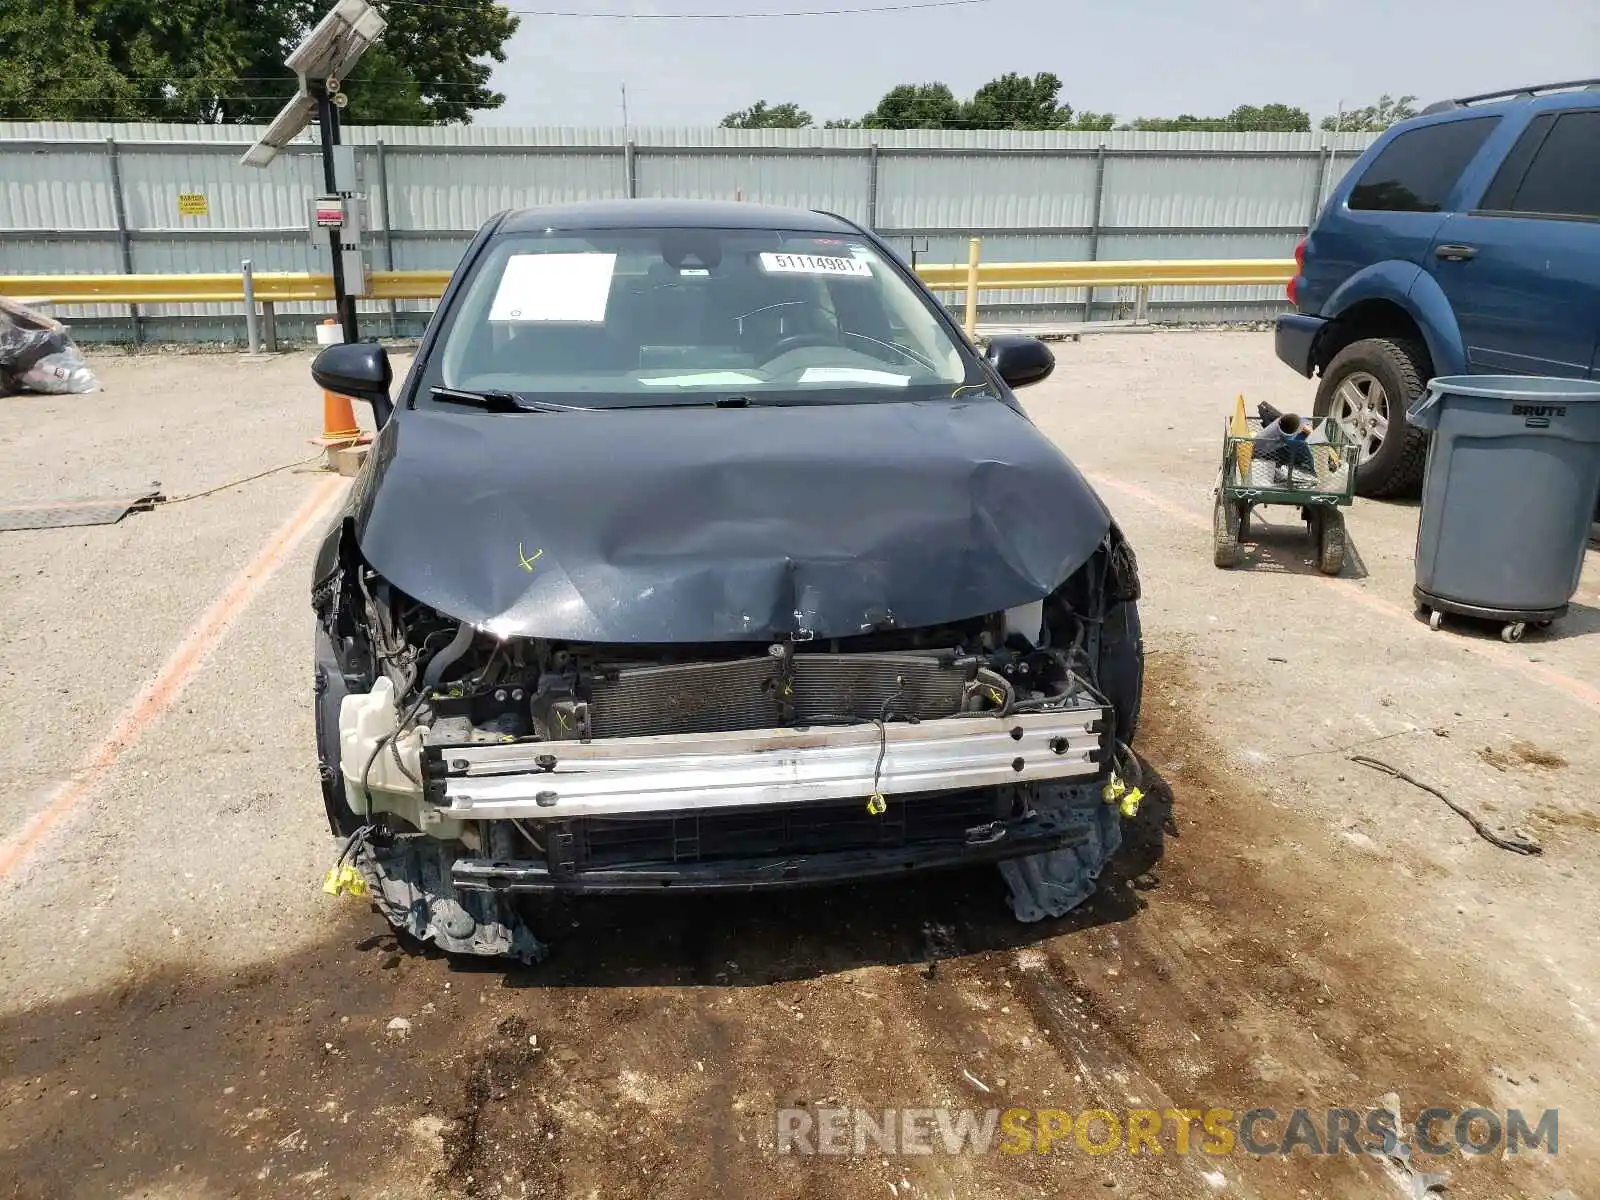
(1435, 243, 1478, 262)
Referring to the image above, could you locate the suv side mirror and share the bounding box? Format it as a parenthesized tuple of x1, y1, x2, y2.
(313, 343, 394, 425)
(985, 335, 1055, 389)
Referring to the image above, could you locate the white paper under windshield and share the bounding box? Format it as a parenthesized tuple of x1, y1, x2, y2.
(488, 253, 617, 323)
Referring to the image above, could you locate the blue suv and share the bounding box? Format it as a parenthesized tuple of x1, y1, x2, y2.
(1277, 80, 1600, 497)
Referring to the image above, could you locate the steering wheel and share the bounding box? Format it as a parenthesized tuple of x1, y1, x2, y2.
(755, 333, 838, 365)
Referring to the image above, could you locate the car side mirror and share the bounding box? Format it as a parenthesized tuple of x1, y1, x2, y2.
(313, 343, 394, 426)
(985, 335, 1055, 389)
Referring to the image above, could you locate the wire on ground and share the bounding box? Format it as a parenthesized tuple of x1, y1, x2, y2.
(1349, 755, 1543, 856)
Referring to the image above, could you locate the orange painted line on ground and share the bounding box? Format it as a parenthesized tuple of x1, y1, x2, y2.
(0, 475, 350, 883)
(1088, 473, 1600, 716)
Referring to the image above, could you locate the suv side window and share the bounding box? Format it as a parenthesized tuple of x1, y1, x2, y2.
(1348, 117, 1499, 213)
(1480, 110, 1600, 219)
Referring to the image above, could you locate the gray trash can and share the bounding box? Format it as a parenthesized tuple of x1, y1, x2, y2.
(1408, 375, 1600, 642)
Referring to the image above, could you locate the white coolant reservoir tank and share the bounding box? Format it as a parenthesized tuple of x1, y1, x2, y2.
(1005, 600, 1045, 645)
(339, 676, 428, 818)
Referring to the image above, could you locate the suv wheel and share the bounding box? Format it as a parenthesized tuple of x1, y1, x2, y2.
(1314, 337, 1430, 498)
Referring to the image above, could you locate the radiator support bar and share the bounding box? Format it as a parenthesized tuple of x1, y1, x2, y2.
(426, 705, 1108, 822)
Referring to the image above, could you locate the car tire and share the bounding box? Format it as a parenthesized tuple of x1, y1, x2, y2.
(1213, 495, 1242, 568)
(314, 626, 364, 838)
(1314, 337, 1431, 499)
(1098, 600, 1144, 745)
(1313, 507, 1347, 576)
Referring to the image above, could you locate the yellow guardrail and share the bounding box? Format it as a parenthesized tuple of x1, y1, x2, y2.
(1, 246, 1295, 341)
(0, 270, 454, 305)
(916, 258, 1296, 289)
(1, 260, 1294, 305)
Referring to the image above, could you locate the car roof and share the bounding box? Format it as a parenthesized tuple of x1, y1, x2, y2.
(495, 200, 856, 234)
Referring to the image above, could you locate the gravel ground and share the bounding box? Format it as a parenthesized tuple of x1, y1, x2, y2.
(0, 333, 1596, 1199)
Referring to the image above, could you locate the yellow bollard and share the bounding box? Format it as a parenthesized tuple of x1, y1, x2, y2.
(963, 237, 981, 339)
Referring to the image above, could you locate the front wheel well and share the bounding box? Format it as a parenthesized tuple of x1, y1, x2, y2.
(1315, 301, 1432, 377)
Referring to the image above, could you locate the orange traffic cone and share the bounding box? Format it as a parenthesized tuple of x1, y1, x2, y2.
(314, 320, 370, 450)
(318, 388, 365, 446)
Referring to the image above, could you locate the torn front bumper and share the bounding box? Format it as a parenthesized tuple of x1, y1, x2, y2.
(422, 701, 1113, 897)
(350, 700, 1122, 951)
(450, 791, 1112, 894)
(423, 704, 1109, 822)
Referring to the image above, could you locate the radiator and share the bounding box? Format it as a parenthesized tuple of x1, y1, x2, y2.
(587, 652, 969, 738)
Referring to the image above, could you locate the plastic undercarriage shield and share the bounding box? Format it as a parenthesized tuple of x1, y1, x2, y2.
(997, 780, 1123, 922)
(354, 837, 547, 963)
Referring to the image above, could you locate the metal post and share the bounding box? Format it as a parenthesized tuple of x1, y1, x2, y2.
(104, 137, 141, 347)
(1086, 143, 1108, 323)
(866, 143, 880, 231)
(624, 140, 637, 199)
(312, 81, 358, 344)
(963, 237, 981, 339)
(1134, 285, 1150, 324)
(241, 259, 260, 353)
(375, 139, 398, 338)
(262, 301, 278, 353)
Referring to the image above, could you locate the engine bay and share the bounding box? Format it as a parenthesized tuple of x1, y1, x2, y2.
(349, 576, 1106, 751)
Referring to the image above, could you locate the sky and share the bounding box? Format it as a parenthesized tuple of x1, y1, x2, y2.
(479, 0, 1600, 128)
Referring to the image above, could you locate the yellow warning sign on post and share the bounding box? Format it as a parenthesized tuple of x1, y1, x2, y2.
(177, 192, 209, 217)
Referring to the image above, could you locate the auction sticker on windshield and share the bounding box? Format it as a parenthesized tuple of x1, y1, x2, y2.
(759, 252, 873, 278)
(490, 252, 617, 323)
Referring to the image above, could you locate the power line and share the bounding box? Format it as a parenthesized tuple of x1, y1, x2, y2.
(380, 0, 992, 18)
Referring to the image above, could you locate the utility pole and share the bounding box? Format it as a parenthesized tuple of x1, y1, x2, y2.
(311, 79, 359, 346)
(241, 1, 384, 347)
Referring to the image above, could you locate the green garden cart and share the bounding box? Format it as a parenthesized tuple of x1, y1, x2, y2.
(1213, 412, 1355, 575)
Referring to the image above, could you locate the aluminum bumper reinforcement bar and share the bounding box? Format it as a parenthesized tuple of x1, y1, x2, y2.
(425, 704, 1109, 821)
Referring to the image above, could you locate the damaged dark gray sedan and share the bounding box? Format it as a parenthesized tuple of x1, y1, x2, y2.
(309, 201, 1145, 961)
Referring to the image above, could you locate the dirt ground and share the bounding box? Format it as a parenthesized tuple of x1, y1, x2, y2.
(1, 332, 1596, 1200)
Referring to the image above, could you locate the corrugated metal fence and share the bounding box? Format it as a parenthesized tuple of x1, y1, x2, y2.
(0, 122, 1378, 343)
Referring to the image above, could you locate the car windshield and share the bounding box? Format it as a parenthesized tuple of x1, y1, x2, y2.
(419, 226, 979, 408)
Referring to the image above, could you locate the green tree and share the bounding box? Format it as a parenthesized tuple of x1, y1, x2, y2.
(963, 71, 1071, 130)
(0, 0, 519, 124)
(1128, 114, 1230, 131)
(823, 117, 863, 128)
(1126, 103, 1309, 133)
(1067, 111, 1117, 131)
(346, 0, 517, 124)
(1227, 103, 1310, 132)
(0, 0, 145, 120)
(862, 82, 963, 129)
(339, 44, 431, 125)
(720, 100, 813, 129)
(1321, 94, 1418, 132)
(857, 75, 1115, 131)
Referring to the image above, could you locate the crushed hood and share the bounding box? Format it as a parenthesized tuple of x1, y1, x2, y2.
(352, 398, 1110, 643)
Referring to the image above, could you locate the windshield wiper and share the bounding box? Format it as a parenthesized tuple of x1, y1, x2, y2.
(841, 331, 938, 372)
(430, 386, 577, 413)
